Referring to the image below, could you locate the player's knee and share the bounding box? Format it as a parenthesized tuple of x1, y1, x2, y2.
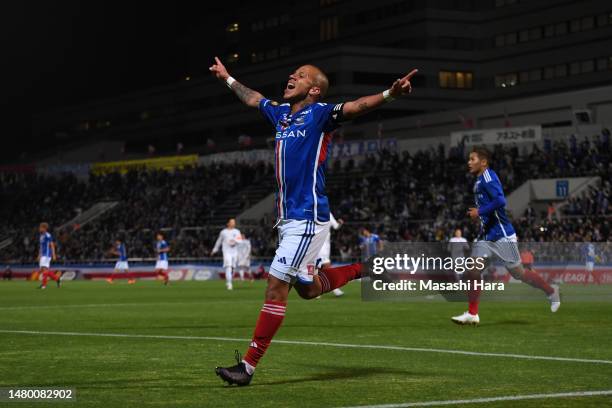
(265, 276, 289, 302)
(508, 265, 524, 280)
(295, 285, 319, 299)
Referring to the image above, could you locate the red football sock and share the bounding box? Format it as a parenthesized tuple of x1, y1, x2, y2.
(243, 300, 286, 369)
(318, 263, 362, 294)
(468, 283, 481, 315)
(41, 271, 49, 286)
(522, 270, 554, 295)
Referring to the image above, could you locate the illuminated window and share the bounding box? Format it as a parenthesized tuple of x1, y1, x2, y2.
(495, 73, 518, 88)
(226, 22, 239, 32)
(439, 71, 473, 89)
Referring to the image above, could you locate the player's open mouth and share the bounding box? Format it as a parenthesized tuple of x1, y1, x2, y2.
(286, 82, 295, 90)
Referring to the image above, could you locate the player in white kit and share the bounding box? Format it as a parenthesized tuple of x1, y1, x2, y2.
(211, 218, 242, 290)
(237, 233, 252, 282)
(317, 213, 345, 297)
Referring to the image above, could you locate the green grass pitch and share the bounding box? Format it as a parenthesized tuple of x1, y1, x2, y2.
(0, 280, 611, 407)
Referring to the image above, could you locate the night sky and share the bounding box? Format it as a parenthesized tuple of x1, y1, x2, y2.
(1, 2, 218, 161)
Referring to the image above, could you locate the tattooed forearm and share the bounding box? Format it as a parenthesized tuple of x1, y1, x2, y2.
(357, 102, 368, 112)
(231, 81, 264, 108)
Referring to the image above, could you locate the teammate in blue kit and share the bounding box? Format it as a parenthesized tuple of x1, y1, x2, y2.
(155, 232, 170, 285)
(107, 238, 134, 284)
(209, 56, 418, 385)
(451, 147, 561, 325)
(38, 222, 60, 289)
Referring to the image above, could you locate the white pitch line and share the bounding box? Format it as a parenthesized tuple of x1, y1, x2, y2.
(339, 390, 612, 408)
(0, 329, 611, 365)
(0, 300, 254, 311)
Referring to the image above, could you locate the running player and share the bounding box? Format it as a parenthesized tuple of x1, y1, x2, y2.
(317, 213, 345, 297)
(236, 233, 252, 282)
(155, 232, 170, 285)
(211, 218, 241, 290)
(38, 222, 59, 289)
(107, 238, 134, 284)
(359, 227, 383, 260)
(210, 57, 417, 385)
(451, 147, 560, 325)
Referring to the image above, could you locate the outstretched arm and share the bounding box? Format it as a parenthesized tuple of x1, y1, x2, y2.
(342, 69, 418, 120)
(209, 57, 264, 108)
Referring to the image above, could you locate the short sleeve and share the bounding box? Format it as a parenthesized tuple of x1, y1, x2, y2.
(314, 102, 345, 133)
(259, 98, 282, 126)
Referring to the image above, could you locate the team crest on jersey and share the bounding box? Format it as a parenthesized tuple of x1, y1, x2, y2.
(306, 263, 315, 276)
(294, 116, 305, 126)
(270, 100, 279, 106)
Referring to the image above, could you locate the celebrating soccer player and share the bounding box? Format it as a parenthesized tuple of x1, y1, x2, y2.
(210, 56, 417, 385)
(451, 147, 561, 326)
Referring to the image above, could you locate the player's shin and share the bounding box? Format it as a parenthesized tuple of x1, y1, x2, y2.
(512, 265, 554, 295)
(318, 263, 362, 294)
(243, 300, 286, 374)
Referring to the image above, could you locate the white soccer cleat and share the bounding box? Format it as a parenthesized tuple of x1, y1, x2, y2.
(332, 288, 344, 297)
(226, 282, 233, 291)
(451, 311, 480, 326)
(548, 285, 561, 312)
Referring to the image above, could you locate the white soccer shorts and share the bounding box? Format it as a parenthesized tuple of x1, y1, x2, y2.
(317, 237, 331, 265)
(472, 234, 521, 269)
(223, 253, 238, 269)
(114, 261, 129, 271)
(155, 260, 169, 270)
(269, 219, 330, 284)
(39, 256, 51, 269)
(586, 261, 594, 272)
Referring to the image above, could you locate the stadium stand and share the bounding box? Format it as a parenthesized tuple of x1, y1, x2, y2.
(1, 131, 609, 264)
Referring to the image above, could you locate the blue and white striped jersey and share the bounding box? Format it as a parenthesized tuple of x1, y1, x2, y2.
(39, 232, 53, 257)
(474, 168, 516, 241)
(157, 240, 169, 261)
(259, 99, 344, 223)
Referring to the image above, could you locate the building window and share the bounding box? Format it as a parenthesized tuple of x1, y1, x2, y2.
(543, 66, 554, 80)
(555, 22, 568, 35)
(581, 16, 595, 31)
(320, 16, 339, 41)
(439, 71, 473, 89)
(226, 22, 239, 33)
(569, 61, 581, 75)
(505, 32, 517, 45)
(555, 64, 568, 78)
(495, 34, 505, 47)
(596, 57, 608, 71)
(544, 24, 555, 38)
(495, 73, 517, 88)
(596, 13, 609, 27)
(570, 18, 581, 33)
(528, 27, 542, 41)
(265, 49, 278, 60)
(519, 71, 529, 83)
(519, 29, 529, 43)
(581, 59, 594, 73)
(529, 69, 542, 81)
